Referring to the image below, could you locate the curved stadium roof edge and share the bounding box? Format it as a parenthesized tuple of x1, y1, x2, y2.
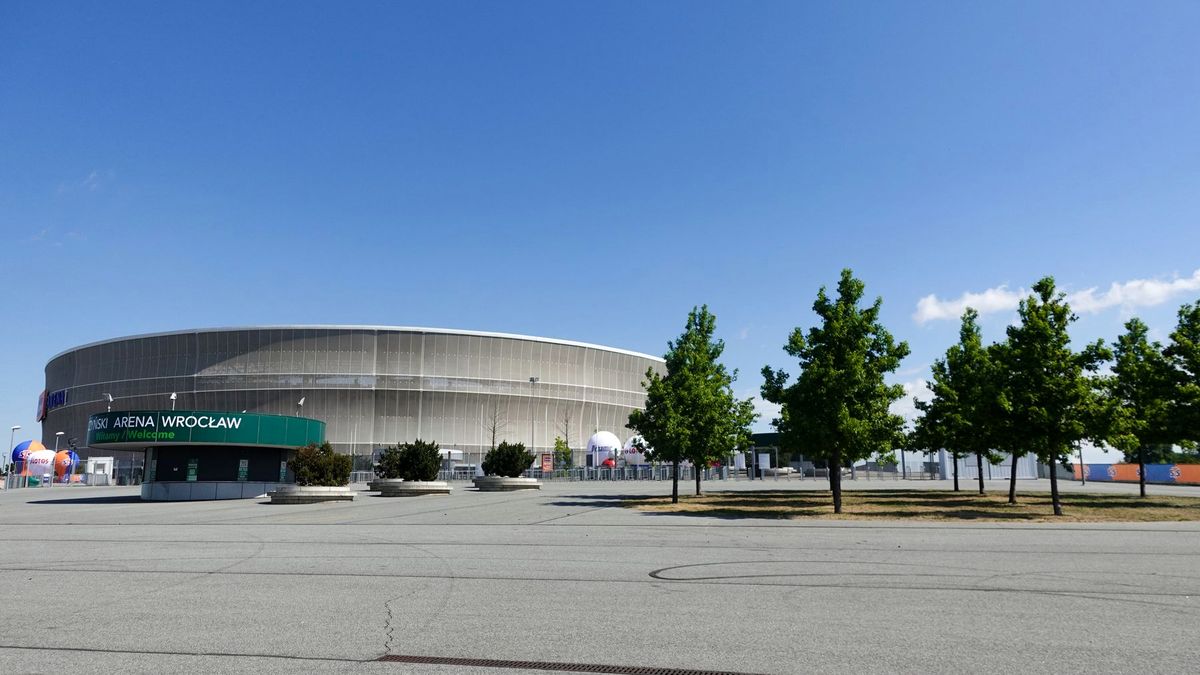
(48, 325, 666, 364)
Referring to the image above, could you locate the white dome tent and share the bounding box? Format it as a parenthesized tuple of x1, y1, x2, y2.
(623, 435, 650, 466)
(586, 431, 622, 467)
(26, 449, 56, 480)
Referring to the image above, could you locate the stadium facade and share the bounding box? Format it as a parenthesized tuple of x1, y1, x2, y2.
(42, 326, 663, 470)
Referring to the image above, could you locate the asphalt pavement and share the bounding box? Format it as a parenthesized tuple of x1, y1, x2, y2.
(1, 477, 1197, 674)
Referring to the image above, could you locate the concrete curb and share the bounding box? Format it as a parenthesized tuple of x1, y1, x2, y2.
(267, 485, 356, 504)
(473, 476, 542, 491)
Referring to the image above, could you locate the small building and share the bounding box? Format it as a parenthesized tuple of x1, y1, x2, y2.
(87, 409, 325, 501)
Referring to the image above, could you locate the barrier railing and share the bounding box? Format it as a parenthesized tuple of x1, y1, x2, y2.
(356, 465, 737, 483)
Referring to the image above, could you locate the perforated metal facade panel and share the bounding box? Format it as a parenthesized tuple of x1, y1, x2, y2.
(43, 327, 662, 466)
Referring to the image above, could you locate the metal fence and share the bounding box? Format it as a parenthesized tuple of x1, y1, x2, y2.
(3, 472, 114, 489)
(350, 465, 738, 483)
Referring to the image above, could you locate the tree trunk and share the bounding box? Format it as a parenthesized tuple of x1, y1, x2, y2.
(830, 452, 843, 514)
(976, 452, 985, 495)
(695, 463, 702, 496)
(1139, 447, 1147, 498)
(1008, 454, 1019, 504)
(952, 456, 959, 492)
(1049, 456, 1063, 516)
(671, 459, 679, 504)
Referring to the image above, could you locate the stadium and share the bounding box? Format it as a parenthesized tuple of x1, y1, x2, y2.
(40, 326, 664, 482)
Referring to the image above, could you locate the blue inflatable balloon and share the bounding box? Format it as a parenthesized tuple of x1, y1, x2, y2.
(11, 440, 46, 466)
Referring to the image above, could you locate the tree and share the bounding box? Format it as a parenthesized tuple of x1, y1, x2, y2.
(628, 305, 756, 504)
(482, 401, 508, 451)
(982, 341, 1031, 504)
(552, 436, 572, 471)
(557, 408, 574, 456)
(482, 441, 534, 477)
(1105, 318, 1174, 497)
(761, 269, 910, 514)
(1166, 300, 1200, 450)
(1004, 277, 1109, 516)
(910, 389, 967, 492)
(912, 309, 1002, 495)
(289, 441, 352, 486)
(376, 439, 442, 481)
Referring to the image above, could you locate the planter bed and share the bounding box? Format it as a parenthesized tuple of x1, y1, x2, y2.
(377, 480, 452, 497)
(472, 476, 542, 491)
(267, 485, 356, 504)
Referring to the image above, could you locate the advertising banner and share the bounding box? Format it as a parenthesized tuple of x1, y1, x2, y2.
(1074, 463, 1200, 485)
(87, 410, 325, 448)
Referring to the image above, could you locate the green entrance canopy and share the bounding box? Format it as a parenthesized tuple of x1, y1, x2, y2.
(87, 410, 325, 449)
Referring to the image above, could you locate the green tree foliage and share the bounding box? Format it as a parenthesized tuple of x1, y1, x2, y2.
(1106, 319, 1175, 496)
(912, 309, 1002, 494)
(375, 445, 404, 480)
(628, 305, 757, 503)
(980, 340, 1033, 504)
(1166, 301, 1200, 448)
(289, 441, 352, 487)
(482, 441, 534, 477)
(910, 385, 965, 490)
(376, 439, 442, 481)
(552, 436, 572, 471)
(761, 269, 909, 514)
(1004, 277, 1109, 516)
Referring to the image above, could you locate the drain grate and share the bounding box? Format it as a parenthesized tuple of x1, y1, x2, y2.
(376, 654, 760, 675)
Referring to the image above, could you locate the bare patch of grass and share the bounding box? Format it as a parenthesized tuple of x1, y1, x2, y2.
(628, 489, 1200, 522)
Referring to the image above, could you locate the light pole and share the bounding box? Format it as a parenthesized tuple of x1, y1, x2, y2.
(7, 425, 19, 478)
(54, 431, 64, 452)
(528, 377, 539, 456)
(297, 397, 305, 417)
(103, 393, 114, 412)
(169, 392, 177, 411)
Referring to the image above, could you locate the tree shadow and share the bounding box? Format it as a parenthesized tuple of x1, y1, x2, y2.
(623, 488, 1200, 521)
(638, 507, 823, 520)
(549, 498, 642, 508)
(862, 508, 1040, 521)
(27, 495, 144, 505)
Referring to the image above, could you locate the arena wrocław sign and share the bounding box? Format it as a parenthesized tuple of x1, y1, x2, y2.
(87, 410, 325, 449)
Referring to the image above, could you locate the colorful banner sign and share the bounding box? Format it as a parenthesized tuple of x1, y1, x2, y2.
(1072, 463, 1200, 485)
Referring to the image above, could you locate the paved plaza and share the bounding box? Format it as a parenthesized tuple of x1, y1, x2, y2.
(1, 478, 1198, 674)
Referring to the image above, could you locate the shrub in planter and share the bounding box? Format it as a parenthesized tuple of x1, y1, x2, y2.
(377, 439, 442, 481)
(289, 441, 352, 486)
(482, 441, 534, 478)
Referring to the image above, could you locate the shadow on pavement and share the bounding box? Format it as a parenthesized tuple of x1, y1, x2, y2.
(548, 494, 649, 508)
(26, 495, 144, 505)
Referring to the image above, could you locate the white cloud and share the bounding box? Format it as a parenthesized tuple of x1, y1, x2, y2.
(1068, 269, 1200, 314)
(57, 169, 113, 194)
(913, 286, 1024, 324)
(889, 378, 931, 424)
(913, 269, 1200, 324)
(753, 396, 781, 425)
(740, 387, 781, 433)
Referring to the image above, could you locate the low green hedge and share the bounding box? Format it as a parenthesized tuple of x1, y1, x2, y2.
(482, 441, 534, 478)
(289, 441, 352, 486)
(376, 439, 442, 481)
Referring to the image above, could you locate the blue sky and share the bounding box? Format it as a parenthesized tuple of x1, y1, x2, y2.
(3, 1, 1198, 461)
